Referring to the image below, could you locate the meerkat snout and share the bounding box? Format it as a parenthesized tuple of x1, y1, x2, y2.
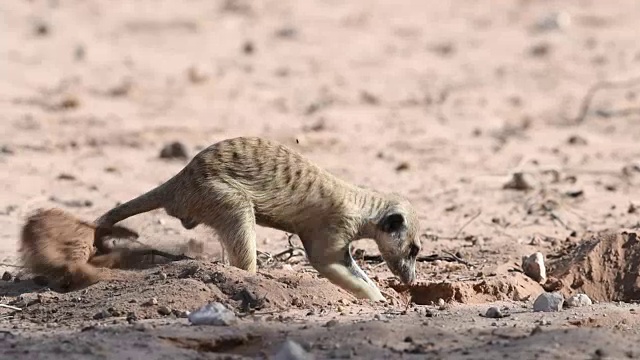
(374, 203, 421, 286)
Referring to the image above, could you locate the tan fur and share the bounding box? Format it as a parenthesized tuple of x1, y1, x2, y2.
(18, 208, 161, 290)
(95, 136, 421, 301)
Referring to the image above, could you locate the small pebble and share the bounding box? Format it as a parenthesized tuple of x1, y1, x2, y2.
(172, 309, 189, 318)
(93, 310, 111, 320)
(2, 271, 12, 281)
(403, 336, 413, 343)
(594, 348, 607, 358)
(484, 307, 503, 319)
(126, 312, 138, 324)
(134, 323, 150, 332)
(157, 306, 172, 316)
(503, 172, 534, 191)
(324, 319, 338, 327)
(144, 298, 158, 306)
(242, 41, 255, 55)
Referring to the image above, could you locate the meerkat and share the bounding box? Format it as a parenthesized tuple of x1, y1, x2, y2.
(19, 207, 187, 290)
(94, 136, 421, 301)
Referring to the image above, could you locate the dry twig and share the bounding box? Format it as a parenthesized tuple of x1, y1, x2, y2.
(0, 304, 22, 311)
(360, 252, 473, 267)
(451, 210, 482, 239)
(573, 76, 640, 124)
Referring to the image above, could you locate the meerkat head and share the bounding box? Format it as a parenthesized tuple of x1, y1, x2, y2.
(373, 196, 421, 285)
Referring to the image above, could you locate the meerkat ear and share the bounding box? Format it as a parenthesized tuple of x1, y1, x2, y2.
(379, 213, 405, 233)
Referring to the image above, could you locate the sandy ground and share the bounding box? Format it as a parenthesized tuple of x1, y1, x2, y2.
(1, 0, 640, 359)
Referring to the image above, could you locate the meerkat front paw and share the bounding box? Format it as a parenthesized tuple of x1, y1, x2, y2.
(356, 284, 386, 302)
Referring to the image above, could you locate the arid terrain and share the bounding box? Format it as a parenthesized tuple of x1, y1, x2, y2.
(1, 0, 640, 359)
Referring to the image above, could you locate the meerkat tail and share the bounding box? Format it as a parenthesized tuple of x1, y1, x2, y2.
(95, 178, 175, 227)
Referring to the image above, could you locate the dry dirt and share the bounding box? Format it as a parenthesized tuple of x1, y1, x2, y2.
(2, 0, 640, 359)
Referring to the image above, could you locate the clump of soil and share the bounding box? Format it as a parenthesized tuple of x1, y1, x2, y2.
(388, 272, 542, 304)
(547, 231, 640, 302)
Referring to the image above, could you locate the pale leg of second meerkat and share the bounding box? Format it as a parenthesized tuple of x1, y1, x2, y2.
(301, 234, 385, 302)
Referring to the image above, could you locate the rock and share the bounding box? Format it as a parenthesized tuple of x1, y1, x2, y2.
(0, 145, 14, 155)
(566, 293, 592, 308)
(533, 292, 564, 312)
(274, 339, 314, 360)
(157, 306, 172, 316)
(172, 309, 189, 318)
(34, 21, 50, 36)
(567, 135, 588, 145)
(485, 307, 503, 319)
(542, 277, 563, 292)
(404, 336, 414, 343)
(395, 162, 410, 172)
(186, 65, 209, 84)
(522, 252, 547, 283)
(529, 42, 551, 57)
(242, 40, 255, 55)
(324, 319, 338, 328)
(107, 307, 122, 317)
(188, 302, 237, 326)
(503, 172, 534, 191)
(126, 312, 138, 324)
(159, 141, 189, 160)
(93, 310, 111, 320)
(274, 27, 297, 39)
(2, 271, 12, 281)
(144, 298, 158, 306)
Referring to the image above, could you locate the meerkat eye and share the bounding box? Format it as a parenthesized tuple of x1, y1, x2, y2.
(379, 213, 405, 233)
(408, 244, 420, 257)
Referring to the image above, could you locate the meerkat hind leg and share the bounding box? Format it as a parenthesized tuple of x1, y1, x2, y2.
(301, 235, 385, 302)
(212, 205, 257, 273)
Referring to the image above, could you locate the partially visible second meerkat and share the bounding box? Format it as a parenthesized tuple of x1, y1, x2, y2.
(19, 208, 186, 290)
(94, 136, 421, 301)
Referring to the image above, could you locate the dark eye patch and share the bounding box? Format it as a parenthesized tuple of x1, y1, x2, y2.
(408, 244, 420, 257)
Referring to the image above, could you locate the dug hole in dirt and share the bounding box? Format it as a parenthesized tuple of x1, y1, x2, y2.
(547, 230, 640, 303)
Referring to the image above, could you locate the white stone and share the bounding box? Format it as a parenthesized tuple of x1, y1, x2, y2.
(533, 292, 564, 312)
(566, 293, 592, 308)
(188, 302, 237, 326)
(522, 252, 547, 283)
